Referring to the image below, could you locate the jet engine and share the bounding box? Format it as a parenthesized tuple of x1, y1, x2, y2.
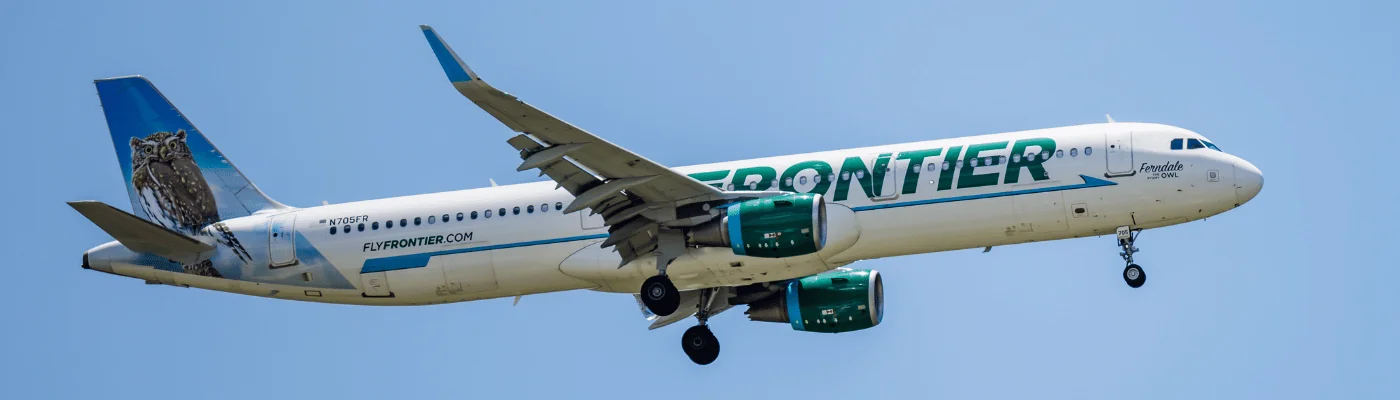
(744, 269, 883, 333)
(690, 193, 827, 258)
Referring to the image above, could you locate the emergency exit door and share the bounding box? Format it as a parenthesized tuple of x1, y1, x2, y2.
(1105, 131, 1135, 176)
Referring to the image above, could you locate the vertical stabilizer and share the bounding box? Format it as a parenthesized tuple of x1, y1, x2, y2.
(94, 76, 285, 235)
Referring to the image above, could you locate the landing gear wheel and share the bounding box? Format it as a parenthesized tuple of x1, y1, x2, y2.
(1123, 264, 1146, 288)
(640, 275, 680, 316)
(681, 325, 720, 365)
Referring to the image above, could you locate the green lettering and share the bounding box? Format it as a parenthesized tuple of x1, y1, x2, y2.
(835, 154, 891, 201)
(937, 146, 963, 191)
(1003, 137, 1057, 184)
(779, 160, 834, 195)
(687, 170, 731, 188)
(730, 166, 777, 191)
(957, 141, 1008, 189)
(895, 148, 942, 194)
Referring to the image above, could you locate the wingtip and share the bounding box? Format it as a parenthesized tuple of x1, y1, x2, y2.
(420, 26, 475, 83)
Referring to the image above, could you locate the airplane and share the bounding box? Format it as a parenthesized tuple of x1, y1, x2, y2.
(71, 25, 1263, 365)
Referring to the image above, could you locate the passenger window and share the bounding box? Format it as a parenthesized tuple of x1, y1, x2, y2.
(456, 213, 464, 221)
(385, 220, 393, 229)
(329, 227, 336, 235)
(499, 208, 506, 217)
(513, 206, 520, 215)
(799, 176, 808, 185)
(414, 217, 422, 226)
(942, 161, 950, 170)
(471, 211, 479, 219)
(372, 221, 379, 230)
(528, 205, 535, 213)
(1084, 147, 1093, 155)
(442, 214, 450, 223)
(1187, 139, 1204, 149)
(855, 170, 865, 179)
(926, 163, 936, 172)
(841, 171, 850, 180)
(827, 173, 835, 182)
(400, 219, 407, 227)
(1070, 148, 1078, 157)
(1170, 138, 1184, 150)
(1040, 151, 1049, 160)
(357, 223, 365, 232)
(1056, 150, 1064, 158)
(428, 215, 436, 224)
(541, 203, 549, 212)
(343, 225, 350, 234)
(485, 209, 493, 218)
(555, 202, 563, 211)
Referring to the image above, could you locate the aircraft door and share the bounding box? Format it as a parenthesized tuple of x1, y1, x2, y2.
(869, 153, 901, 201)
(1104, 131, 1135, 176)
(267, 212, 298, 267)
(444, 248, 498, 294)
(360, 271, 392, 297)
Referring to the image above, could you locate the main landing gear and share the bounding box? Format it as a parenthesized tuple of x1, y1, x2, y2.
(681, 287, 721, 365)
(1116, 226, 1146, 288)
(640, 228, 686, 317)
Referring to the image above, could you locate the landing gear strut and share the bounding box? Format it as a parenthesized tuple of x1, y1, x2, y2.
(681, 288, 721, 365)
(640, 229, 686, 316)
(1117, 226, 1146, 288)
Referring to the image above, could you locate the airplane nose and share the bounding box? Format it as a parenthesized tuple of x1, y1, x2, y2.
(1234, 159, 1263, 206)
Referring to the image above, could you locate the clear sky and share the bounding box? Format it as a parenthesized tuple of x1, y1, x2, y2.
(3, 1, 1396, 398)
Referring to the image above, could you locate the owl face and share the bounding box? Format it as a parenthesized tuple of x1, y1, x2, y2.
(129, 130, 193, 166)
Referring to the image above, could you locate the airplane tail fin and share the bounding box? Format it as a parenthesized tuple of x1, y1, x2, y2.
(94, 76, 286, 235)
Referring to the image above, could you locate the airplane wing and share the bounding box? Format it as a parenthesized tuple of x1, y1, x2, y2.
(420, 25, 779, 266)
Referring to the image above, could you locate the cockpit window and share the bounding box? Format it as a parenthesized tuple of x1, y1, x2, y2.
(1202, 141, 1221, 151)
(1186, 138, 1205, 149)
(1170, 138, 1184, 150)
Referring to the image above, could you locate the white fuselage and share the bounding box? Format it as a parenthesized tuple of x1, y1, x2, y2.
(85, 122, 1262, 305)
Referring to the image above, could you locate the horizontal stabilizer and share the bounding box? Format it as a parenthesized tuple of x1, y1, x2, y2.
(68, 201, 214, 260)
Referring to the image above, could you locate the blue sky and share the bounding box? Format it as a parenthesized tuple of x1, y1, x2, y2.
(3, 1, 1397, 398)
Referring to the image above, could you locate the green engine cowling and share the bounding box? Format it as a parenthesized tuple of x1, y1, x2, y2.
(690, 193, 827, 258)
(745, 269, 883, 333)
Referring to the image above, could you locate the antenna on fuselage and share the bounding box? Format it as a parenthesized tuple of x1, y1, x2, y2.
(489, 178, 499, 187)
(1105, 114, 1116, 123)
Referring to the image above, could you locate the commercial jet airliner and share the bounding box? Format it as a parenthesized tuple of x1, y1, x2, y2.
(72, 26, 1262, 365)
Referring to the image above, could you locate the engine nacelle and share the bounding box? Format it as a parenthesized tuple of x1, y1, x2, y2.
(745, 269, 883, 333)
(690, 193, 826, 258)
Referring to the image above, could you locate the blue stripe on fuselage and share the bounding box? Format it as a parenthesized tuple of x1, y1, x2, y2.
(356, 175, 1114, 274)
(361, 233, 607, 273)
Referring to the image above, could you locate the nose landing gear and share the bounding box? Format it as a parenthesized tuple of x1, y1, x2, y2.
(1116, 226, 1146, 288)
(681, 287, 721, 365)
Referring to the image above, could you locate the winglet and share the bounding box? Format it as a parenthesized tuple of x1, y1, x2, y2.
(420, 25, 478, 83)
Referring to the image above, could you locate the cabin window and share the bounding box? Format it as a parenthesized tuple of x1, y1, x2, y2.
(442, 214, 450, 223)
(969, 158, 979, 167)
(1040, 151, 1050, 160)
(1170, 138, 1184, 150)
(855, 170, 865, 179)
(471, 211, 479, 219)
(357, 223, 365, 232)
(427, 215, 436, 224)
(399, 219, 407, 227)
(841, 171, 850, 180)
(343, 225, 350, 234)
(456, 213, 464, 221)
(414, 217, 422, 226)
(541, 203, 549, 212)
(513, 206, 521, 215)
(485, 209, 493, 218)
(385, 220, 393, 229)
(926, 163, 936, 172)
(329, 227, 336, 235)
(555, 202, 563, 211)
(1056, 150, 1064, 158)
(799, 176, 808, 185)
(1085, 147, 1093, 155)
(827, 173, 835, 181)
(372, 221, 379, 230)
(785, 177, 793, 186)
(498, 208, 507, 217)
(1070, 148, 1078, 157)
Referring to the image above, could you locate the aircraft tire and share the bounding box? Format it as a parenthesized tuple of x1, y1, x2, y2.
(1123, 264, 1146, 288)
(682, 325, 720, 365)
(641, 275, 681, 316)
